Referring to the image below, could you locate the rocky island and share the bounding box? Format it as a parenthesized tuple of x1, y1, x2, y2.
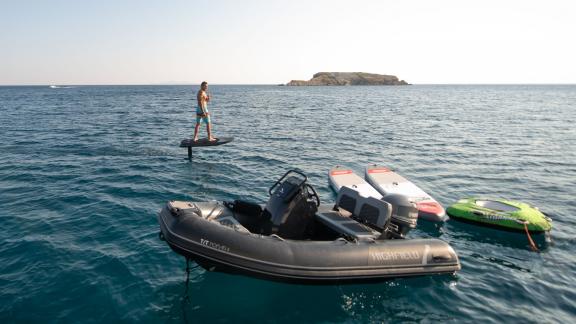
(286, 72, 409, 86)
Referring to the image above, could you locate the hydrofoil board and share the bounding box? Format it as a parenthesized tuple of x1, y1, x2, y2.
(180, 137, 234, 148)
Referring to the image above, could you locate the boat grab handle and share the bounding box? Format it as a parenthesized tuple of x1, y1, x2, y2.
(432, 253, 453, 262)
(268, 169, 307, 195)
(270, 234, 285, 241)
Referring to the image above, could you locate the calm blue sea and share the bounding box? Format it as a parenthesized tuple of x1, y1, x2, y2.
(1, 84, 575, 323)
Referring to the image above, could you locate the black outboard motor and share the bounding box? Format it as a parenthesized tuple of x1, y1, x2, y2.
(261, 170, 320, 239)
(381, 194, 418, 239)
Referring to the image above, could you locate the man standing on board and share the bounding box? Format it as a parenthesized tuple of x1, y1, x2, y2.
(193, 81, 216, 142)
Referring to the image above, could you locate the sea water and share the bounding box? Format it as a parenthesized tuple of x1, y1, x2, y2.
(1, 85, 575, 322)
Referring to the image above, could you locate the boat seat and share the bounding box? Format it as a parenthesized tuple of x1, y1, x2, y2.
(169, 201, 251, 234)
(334, 186, 392, 231)
(315, 210, 380, 240)
(335, 186, 359, 217)
(212, 215, 251, 234)
(356, 196, 392, 231)
(204, 205, 251, 233)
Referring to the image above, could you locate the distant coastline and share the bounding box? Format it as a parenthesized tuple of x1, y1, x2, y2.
(286, 72, 409, 86)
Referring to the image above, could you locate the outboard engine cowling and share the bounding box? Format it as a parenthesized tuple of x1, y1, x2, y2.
(382, 194, 418, 239)
(261, 170, 319, 239)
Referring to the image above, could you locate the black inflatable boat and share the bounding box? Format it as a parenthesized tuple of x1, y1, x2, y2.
(158, 170, 460, 283)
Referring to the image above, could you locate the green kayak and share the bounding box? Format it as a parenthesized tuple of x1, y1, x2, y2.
(447, 198, 552, 233)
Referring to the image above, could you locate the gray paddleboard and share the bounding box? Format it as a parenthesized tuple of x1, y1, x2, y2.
(365, 164, 446, 222)
(328, 166, 382, 199)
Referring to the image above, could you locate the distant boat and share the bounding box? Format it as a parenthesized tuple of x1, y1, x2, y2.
(49, 85, 74, 89)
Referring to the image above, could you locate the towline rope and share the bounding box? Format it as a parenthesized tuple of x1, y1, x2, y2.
(182, 258, 201, 303)
(478, 212, 541, 252)
(516, 219, 540, 252)
(521, 221, 540, 252)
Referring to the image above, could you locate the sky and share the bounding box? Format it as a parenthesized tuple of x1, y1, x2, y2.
(1, 0, 575, 85)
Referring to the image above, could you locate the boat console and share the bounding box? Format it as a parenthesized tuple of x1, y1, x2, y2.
(261, 170, 320, 239)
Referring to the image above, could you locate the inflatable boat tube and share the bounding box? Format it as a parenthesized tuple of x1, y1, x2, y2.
(159, 170, 461, 284)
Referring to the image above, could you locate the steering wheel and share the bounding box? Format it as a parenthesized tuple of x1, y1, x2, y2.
(305, 184, 320, 207)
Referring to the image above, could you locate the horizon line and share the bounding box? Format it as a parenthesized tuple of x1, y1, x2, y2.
(1, 83, 575, 87)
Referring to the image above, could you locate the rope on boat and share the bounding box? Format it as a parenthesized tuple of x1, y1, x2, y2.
(473, 208, 551, 252)
(183, 258, 192, 302)
(182, 257, 201, 303)
(476, 212, 541, 252)
(518, 221, 539, 252)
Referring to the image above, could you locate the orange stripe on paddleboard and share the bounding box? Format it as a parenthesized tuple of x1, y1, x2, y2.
(367, 167, 390, 174)
(416, 201, 444, 214)
(330, 170, 353, 176)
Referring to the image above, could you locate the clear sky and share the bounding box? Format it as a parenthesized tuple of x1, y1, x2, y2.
(1, 0, 575, 85)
